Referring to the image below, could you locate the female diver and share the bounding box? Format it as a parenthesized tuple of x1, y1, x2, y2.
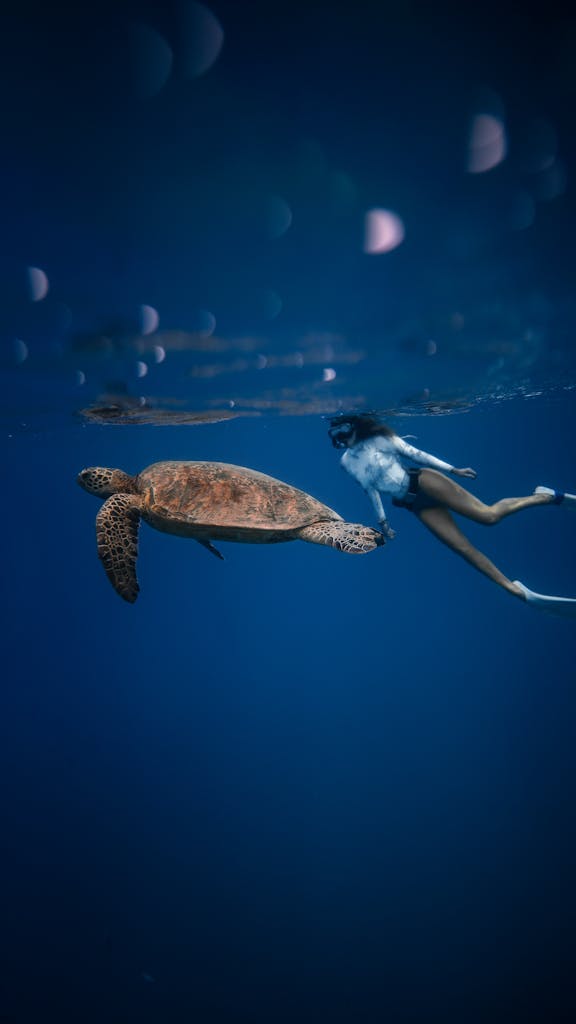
(328, 413, 576, 616)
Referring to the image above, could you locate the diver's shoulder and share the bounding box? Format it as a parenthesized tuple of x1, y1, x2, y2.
(359, 434, 394, 453)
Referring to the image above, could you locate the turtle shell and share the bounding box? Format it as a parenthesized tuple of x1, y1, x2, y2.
(136, 461, 341, 531)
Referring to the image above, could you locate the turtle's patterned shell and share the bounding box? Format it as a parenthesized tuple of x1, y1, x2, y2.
(136, 461, 342, 531)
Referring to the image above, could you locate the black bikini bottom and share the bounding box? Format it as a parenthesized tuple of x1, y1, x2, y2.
(392, 468, 440, 514)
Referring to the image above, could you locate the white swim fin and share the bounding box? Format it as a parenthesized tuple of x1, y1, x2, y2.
(534, 486, 576, 508)
(514, 580, 576, 618)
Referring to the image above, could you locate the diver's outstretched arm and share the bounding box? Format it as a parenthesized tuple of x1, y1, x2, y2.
(365, 487, 395, 539)
(365, 486, 385, 521)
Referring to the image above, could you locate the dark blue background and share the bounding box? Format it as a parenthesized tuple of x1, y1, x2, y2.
(1, 2, 576, 1021)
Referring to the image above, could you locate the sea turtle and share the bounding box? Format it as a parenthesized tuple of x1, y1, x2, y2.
(77, 460, 384, 602)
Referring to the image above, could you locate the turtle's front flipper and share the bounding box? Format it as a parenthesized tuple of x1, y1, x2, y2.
(196, 539, 224, 560)
(96, 495, 142, 602)
(298, 522, 384, 554)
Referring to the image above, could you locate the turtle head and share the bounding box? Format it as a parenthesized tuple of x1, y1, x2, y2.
(77, 467, 137, 497)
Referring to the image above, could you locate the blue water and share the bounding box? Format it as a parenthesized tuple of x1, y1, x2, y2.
(2, 4, 576, 1022)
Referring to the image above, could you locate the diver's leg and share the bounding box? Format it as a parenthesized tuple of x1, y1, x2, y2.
(418, 469, 554, 525)
(416, 505, 523, 598)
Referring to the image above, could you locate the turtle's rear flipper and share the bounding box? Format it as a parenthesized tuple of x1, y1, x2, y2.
(96, 495, 142, 602)
(298, 522, 384, 554)
(197, 539, 224, 560)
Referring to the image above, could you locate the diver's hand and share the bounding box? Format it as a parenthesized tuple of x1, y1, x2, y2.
(379, 521, 396, 540)
(452, 467, 477, 479)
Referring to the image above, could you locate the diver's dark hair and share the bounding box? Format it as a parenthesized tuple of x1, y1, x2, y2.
(329, 412, 396, 441)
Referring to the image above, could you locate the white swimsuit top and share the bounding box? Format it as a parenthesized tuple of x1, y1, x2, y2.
(340, 434, 454, 499)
